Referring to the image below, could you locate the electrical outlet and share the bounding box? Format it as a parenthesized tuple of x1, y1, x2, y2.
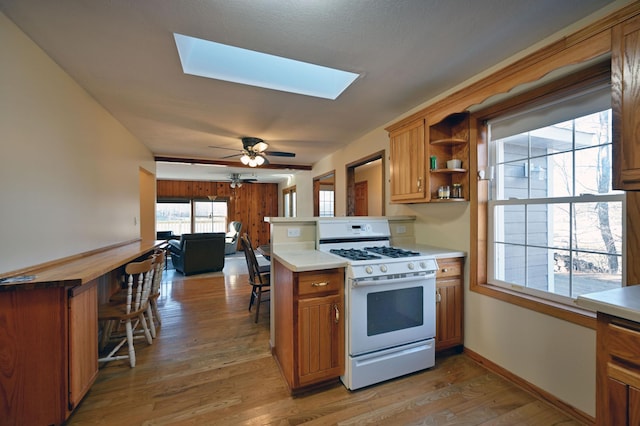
(396, 225, 406, 234)
(287, 228, 301, 237)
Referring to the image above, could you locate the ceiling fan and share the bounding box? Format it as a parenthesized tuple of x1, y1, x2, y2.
(227, 173, 257, 188)
(210, 137, 295, 167)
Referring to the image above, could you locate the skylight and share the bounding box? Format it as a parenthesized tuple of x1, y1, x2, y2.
(173, 33, 359, 100)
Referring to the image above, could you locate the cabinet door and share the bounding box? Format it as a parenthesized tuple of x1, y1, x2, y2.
(389, 119, 427, 202)
(435, 278, 463, 351)
(613, 15, 640, 190)
(297, 294, 344, 386)
(68, 282, 99, 410)
(435, 257, 464, 352)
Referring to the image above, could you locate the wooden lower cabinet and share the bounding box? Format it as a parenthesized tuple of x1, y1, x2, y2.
(596, 312, 640, 425)
(0, 282, 99, 425)
(435, 257, 464, 352)
(273, 259, 344, 392)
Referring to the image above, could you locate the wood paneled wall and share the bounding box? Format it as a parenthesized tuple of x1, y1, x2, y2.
(157, 180, 278, 247)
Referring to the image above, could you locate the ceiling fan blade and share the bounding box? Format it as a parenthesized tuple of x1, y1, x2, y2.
(220, 153, 241, 159)
(208, 145, 239, 151)
(264, 150, 296, 157)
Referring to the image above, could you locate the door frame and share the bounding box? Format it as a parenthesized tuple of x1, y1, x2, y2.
(346, 150, 385, 216)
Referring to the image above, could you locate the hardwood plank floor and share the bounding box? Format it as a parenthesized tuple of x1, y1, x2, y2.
(68, 258, 585, 425)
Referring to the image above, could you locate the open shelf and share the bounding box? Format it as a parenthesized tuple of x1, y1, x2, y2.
(431, 168, 466, 174)
(430, 137, 467, 146)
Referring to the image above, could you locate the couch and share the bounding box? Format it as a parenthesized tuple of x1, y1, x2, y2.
(168, 233, 225, 276)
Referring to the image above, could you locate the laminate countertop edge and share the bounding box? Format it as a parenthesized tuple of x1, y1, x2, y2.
(576, 285, 640, 323)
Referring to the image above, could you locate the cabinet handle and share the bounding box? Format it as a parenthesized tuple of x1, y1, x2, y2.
(311, 281, 329, 287)
(436, 289, 441, 303)
(442, 268, 448, 273)
(417, 177, 422, 189)
(334, 304, 340, 323)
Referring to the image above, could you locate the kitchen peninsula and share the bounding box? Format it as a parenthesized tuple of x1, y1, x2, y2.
(267, 216, 466, 392)
(0, 239, 162, 425)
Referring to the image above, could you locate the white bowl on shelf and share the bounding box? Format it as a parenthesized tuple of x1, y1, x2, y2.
(446, 159, 462, 169)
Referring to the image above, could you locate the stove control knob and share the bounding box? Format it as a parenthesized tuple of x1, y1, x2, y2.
(419, 261, 427, 269)
(408, 262, 415, 270)
(365, 266, 373, 275)
(380, 265, 388, 273)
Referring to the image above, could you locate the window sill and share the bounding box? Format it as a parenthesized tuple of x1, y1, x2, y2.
(471, 281, 596, 329)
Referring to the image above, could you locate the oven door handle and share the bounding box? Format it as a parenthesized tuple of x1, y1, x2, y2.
(352, 273, 435, 287)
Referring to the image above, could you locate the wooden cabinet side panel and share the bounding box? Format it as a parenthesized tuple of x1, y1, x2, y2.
(630, 385, 640, 425)
(0, 288, 67, 426)
(273, 260, 295, 388)
(68, 281, 99, 411)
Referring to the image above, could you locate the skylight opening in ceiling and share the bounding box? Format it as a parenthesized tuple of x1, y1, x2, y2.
(173, 33, 359, 100)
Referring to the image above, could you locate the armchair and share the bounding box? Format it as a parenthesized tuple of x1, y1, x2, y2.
(225, 221, 242, 255)
(168, 233, 225, 275)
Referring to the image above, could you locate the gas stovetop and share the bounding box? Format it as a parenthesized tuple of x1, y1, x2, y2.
(329, 246, 422, 261)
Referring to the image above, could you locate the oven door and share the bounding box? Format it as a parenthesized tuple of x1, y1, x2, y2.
(348, 273, 435, 356)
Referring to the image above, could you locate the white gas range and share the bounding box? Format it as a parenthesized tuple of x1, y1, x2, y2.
(317, 219, 438, 390)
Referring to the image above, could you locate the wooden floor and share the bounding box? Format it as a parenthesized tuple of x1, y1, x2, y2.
(68, 258, 584, 425)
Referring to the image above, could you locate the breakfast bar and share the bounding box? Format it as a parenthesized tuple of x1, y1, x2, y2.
(0, 239, 162, 426)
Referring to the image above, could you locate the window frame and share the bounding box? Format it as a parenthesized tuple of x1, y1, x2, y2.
(282, 185, 297, 217)
(471, 61, 617, 328)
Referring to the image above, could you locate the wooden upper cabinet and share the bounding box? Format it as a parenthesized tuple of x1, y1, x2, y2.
(389, 119, 427, 203)
(613, 14, 640, 191)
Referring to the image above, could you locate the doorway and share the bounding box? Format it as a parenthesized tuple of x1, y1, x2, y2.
(346, 151, 385, 216)
(313, 171, 335, 217)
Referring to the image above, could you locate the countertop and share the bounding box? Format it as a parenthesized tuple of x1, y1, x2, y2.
(271, 244, 465, 273)
(271, 249, 348, 272)
(576, 285, 640, 323)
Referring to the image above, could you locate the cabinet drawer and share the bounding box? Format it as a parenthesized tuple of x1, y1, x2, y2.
(607, 320, 640, 366)
(436, 258, 462, 278)
(298, 269, 343, 297)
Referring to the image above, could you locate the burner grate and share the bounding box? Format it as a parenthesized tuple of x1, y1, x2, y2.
(364, 246, 421, 258)
(330, 248, 382, 261)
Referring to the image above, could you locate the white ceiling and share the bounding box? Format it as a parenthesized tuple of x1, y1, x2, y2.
(0, 0, 613, 183)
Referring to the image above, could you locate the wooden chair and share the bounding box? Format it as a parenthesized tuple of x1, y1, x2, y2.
(98, 258, 154, 367)
(240, 233, 270, 323)
(146, 249, 165, 338)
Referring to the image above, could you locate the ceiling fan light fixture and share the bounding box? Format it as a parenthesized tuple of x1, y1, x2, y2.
(240, 154, 250, 165)
(248, 157, 258, 167)
(255, 155, 265, 166)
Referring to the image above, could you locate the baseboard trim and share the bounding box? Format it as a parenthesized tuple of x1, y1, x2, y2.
(463, 347, 594, 425)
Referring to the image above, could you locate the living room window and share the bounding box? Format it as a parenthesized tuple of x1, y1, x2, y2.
(485, 81, 625, 305)
(283, 186, 296, 217)
(156, 198, 228, 235)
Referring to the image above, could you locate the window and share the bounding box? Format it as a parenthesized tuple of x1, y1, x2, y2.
(194, 199, 228, 233)
(319, 188, 335, 217)
(156, 201, 191, 235)
(156, 198, 228, 235)
(487, 85, 624, 303)
(283, 186, 296, 217)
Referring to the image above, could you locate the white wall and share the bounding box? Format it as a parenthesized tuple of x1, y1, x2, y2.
(0, 13, 155, 274)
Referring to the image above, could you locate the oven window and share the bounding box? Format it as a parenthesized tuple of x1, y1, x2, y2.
(367, 286, 423, 336)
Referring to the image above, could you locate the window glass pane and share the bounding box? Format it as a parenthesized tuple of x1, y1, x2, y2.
(156, 202, 191, 235)
(573, 202, 623, 256)
(526, 204, 549, 247)
(495, 134, 528, 162)
(494, 243, 525, 285)
(499, 162, 528, 200)
(574, 110, 611, 149)
(575, 145, 614, 195)
(549, 203, 571, 250)
(530, 119, 574, 154)
(571, 252, 622, 298)
(495, 205, 525, 245)
(527, 247, 558, 295)
(194, 200, 227, 233)
(319, 190, 334, 217)
(547, 151, 574, 198)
